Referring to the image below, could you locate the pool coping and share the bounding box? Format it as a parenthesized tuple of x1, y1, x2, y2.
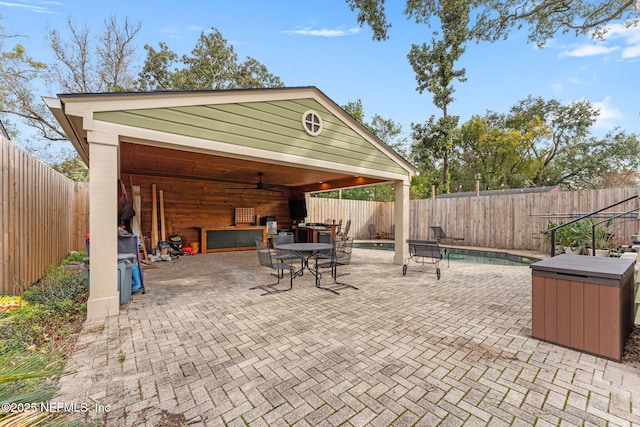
(354, 239, 549, 262)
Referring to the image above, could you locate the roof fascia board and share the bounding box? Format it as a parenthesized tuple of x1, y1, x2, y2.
(95, 120, 410, 183)
(59, 87, 321, 115)
(311, 92, 417, 176)
(43, 96, 90, 164)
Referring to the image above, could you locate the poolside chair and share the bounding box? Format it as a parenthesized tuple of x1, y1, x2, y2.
(403, 239, 449, 279)
(314, 237, 358, 294)
(430, 226, 464, 243)
(368, 223, 377, 239)
(250, 237, 296, 295)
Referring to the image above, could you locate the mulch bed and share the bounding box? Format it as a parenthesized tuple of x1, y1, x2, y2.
(623, 324, 640, 365)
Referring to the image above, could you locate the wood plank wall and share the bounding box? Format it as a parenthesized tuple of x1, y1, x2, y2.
(1, 136, 89, 294)
(123, 174, 294, 249)
(308, 187, 640, 251)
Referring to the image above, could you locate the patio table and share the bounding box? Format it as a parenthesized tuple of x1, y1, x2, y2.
(274, 242, 333, 288)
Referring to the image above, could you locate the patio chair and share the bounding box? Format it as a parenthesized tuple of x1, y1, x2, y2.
(273, 232, 302, 275)
(314, 237, 358, 294)
(250, 237, 296, 295)
(368, 223, 376, 239)
(337, 219, 351, 241)
(430, 226, 464, 243)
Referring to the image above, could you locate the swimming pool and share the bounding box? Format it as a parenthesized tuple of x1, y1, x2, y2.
(353, 242, 538, 266)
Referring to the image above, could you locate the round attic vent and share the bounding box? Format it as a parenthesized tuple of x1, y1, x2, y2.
(302, 110, 323, 136)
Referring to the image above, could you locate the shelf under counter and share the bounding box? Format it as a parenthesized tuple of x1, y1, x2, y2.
(194, 225, 266, 253)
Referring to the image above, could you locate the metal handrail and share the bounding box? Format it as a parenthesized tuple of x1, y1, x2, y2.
(588, 207, 640, 256)
(546, 194, 638, 256)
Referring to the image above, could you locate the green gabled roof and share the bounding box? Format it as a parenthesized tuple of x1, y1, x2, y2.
(94, 96, 407, 176)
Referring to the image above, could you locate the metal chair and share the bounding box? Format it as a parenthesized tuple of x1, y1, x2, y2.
(402, 239, 448, 279)
(430, 226, 464, 243)
(250, 237, 295, 295)
(314, 237, 358, 294)
(337, 219, 351, 241)
(273, 232, 303, 275)
(368, 223, 376, 239)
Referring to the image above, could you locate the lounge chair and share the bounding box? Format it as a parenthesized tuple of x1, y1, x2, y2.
(368, 223, 376, 239)
(402, 239, 449, 279)
(430, 226, 464, 243)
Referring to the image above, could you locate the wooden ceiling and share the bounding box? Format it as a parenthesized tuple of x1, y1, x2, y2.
(119, 141, 386, 193)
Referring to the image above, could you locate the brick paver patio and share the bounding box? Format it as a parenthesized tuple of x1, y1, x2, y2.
(58, 249, 640, 426)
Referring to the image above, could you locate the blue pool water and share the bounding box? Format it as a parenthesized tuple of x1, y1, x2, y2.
(353, 242, 537, 266)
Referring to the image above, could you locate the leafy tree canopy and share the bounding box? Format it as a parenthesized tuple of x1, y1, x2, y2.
(347, 0, 640, 46)
(136, 28, 283, 91)
(0, 18, 283, 180)
(445, 97, 640, 191)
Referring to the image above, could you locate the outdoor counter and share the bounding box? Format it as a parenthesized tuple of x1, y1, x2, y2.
(530, 254, 635, 360)
(194, 226, 266, 253)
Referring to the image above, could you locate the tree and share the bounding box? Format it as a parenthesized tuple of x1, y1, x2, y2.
(450, 114, 549, 190)
(52, 155, 89, 182)
(504, 96, 599, 186)
(446, 98, 640, 190)
(0, 16, 141, 147)
(351, 0, 472, 194)
(346, 0, 639, 46)
(549, 129, 640, 189)
(343, 99, 409, 157)
(1, 18, 282, 176)
(136, 29, 283, 91)
(472, 0, 640, 47)
(48, 16, 141, 93)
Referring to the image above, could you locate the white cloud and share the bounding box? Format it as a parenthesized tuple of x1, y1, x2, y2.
(592, 96, 625, 129)
(598, 24, 640, 59)
(559, 44, 619, 58)
(556, 25, 640, 60)
(567, 77, 586, 85)
(602, 24, 640, 44)
(551, 82, 564, 91)
(621, 44, 640, 59)
(283, 26, 360, 37)
(0, 1, 52, 13)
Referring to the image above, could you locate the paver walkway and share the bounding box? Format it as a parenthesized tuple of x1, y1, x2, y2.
(58, 249, 640, 426)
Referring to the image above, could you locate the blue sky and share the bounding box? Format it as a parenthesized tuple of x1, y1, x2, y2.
(1, 0, 639, 144)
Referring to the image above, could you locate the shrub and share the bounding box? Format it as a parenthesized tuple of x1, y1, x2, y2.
(0, 264, 89, 426)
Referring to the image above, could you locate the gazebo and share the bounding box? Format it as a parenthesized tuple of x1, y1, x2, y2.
(45, 86, 417, 320)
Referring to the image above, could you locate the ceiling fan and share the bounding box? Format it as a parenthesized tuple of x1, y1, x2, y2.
(236, 172, 282, 193)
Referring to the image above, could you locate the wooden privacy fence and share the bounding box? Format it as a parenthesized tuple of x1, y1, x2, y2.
(309, 187, 640, 251)
(1, 136, 89, 294)
(307, 198, 395, 239)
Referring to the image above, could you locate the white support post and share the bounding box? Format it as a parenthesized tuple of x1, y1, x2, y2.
(394, 179, 410, 265)
(87, 130, 120, 321)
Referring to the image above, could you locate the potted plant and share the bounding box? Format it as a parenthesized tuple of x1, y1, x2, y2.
(544, 221, 586, 255)
(591, 219, 615, 257)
